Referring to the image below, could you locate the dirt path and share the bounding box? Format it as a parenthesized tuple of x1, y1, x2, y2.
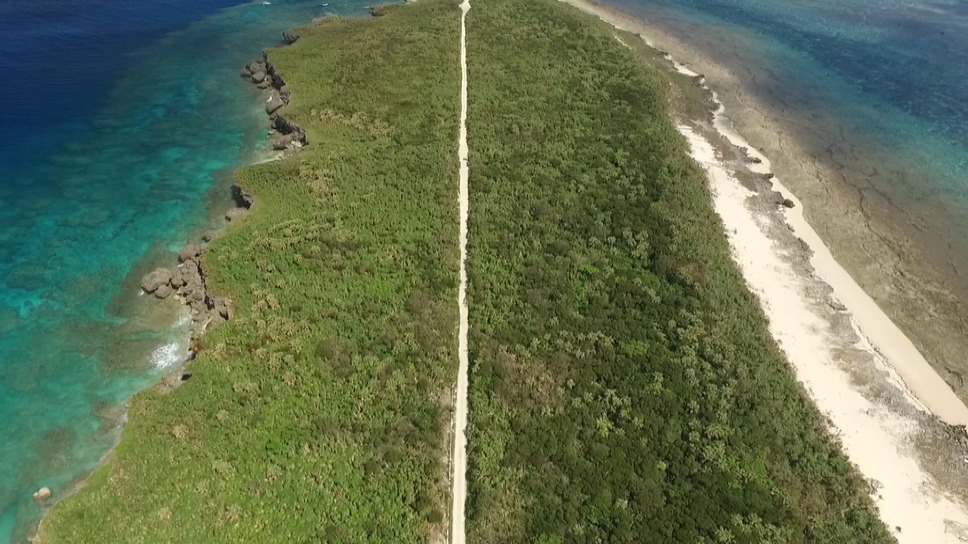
(450, 0, 471, 542)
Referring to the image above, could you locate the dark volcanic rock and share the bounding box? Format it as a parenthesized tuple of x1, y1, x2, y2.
(272, 116, 308, 147)
(231, 184, 254, 209)
(141, 268, 172, 293)
(272, 115, 298, 134)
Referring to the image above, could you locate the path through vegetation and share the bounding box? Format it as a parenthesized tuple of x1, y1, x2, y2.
(450, 0, 471, 542)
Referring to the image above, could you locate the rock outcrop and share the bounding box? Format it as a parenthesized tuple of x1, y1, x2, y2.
(231, 184, 255, 209)
(178, 243, 201, 263)
(265, 95, 285, 116)
(33, 487, 52, 503)
(142, 244, 232, 340)
(141, 268, 173, 293)
(283, 29, 299, 44)
(240, 42, 308, 154)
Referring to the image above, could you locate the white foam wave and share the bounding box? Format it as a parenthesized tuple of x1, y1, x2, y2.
(150, 341, 183, 370)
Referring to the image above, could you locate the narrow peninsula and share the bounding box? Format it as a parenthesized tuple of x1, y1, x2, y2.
(37, 0, 967, 543)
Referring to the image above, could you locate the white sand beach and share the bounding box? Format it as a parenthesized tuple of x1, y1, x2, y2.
(559, 0, 968, 540)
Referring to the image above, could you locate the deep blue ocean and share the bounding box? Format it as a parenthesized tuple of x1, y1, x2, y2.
(0, 0, 366, 541)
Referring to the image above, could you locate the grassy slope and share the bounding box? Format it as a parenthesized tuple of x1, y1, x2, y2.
(40, 3, 460, 543)
(463, 0, 894, 542)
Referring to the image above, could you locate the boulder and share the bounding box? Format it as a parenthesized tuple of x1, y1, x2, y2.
(188, 288, 205, 304)
(781, 198, 795, 209)
(154, 284, 173, 299)
(181, 259, 200, 278)
(170, 273, 186, 289)
(178, 243, 201, 263)
(256, 79, 272, 90)
(272, 115, 299, 134)
(231, 185, 255, 209)
(141, 268, 172, 293)
(283, 29, 299, 44)
(250, 70, 266, 84)
(265, 95, 285, 116)
(201, 231, 217, 243)
(33, 487, 52, 503)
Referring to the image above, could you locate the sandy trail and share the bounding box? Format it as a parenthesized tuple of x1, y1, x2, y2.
(450, 0, 471, 541)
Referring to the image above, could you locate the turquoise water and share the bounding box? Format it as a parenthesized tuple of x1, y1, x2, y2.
(0, 1, 368, 541)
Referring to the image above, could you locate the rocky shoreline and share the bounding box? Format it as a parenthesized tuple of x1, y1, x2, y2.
(138, 32, 309, 385)
(240, 46, 308, 154)
(29, 26, 313, 539)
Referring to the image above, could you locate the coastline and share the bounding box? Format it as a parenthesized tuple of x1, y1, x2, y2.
(25, 0, 967, 540)
(35, 2, 463, 539)
(568, 0, 968, 406)
(556, 0, 968, 539)
(29, 42, 305, 544)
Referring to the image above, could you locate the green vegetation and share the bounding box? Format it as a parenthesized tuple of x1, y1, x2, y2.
(463, 0, 894, 542)
(41, 0, 896, 542)
(40, 3, 460, 543)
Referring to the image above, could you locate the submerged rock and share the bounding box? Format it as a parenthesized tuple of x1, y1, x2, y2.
(141, 268, 172, 293)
